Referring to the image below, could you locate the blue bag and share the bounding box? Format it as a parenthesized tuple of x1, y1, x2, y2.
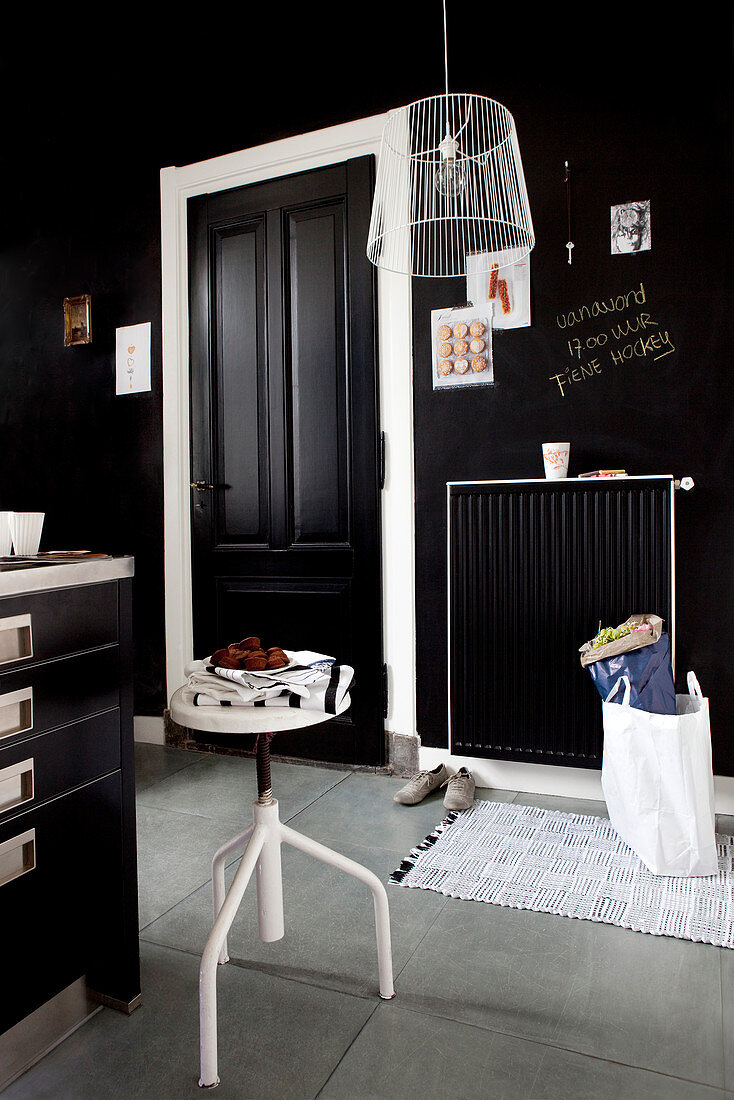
(586, 633, 676, 715)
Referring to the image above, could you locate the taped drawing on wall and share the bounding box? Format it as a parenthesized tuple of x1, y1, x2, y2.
(611, 201, 651, 254)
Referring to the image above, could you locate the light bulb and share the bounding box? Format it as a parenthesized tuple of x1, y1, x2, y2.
(435, 159, 465, 197)
(435, 131, 466, 197)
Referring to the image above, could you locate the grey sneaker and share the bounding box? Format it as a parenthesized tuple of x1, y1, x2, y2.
(393, 764, 451, 805)
(442, 767, 475, 810)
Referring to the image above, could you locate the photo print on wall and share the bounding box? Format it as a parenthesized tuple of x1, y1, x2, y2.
(431, 305, 494, 390)
(611, 200, 651, 254)
(466, 250, 531, 330)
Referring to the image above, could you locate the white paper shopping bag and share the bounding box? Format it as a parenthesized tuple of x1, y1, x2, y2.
(601, 672, 717, 877)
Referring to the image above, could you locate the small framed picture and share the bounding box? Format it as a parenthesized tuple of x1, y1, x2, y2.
(63, 294, 92, 346)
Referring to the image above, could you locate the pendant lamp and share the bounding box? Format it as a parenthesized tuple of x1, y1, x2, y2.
(366, 2, 535, 278)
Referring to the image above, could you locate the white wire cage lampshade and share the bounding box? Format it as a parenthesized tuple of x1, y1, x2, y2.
(366, 93, 535, 278)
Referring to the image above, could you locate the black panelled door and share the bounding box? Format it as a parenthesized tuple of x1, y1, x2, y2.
(187, 157, 383, 766)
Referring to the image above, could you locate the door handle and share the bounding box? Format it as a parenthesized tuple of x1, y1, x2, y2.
(0, 613, 33, 665)
(190, 481, 215, 492)
(0, 828, 35, 887)
(0, 757, 34, 815)
(0, 686, 33, 741)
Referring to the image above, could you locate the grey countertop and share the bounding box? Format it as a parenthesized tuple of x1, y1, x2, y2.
(0, 555, 134, 598)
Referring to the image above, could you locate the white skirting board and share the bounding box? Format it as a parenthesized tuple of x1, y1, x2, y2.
(419, 746, 734, 816)
(134, 716, 165, 745)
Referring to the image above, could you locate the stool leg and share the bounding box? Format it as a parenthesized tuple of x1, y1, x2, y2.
(199, 823, 267, 1089)
(254, 801, 285, 942)
(211, 825, 254, 965)
(279, 823, 395, 1000)
(252, 737, 284, 942)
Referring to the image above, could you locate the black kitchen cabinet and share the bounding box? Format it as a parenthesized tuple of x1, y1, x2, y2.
(0, 559, 140, 1085)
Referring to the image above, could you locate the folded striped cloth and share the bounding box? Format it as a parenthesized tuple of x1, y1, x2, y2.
(182, 651, 354, 714)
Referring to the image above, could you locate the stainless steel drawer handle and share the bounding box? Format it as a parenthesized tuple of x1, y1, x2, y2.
(0, 686, 33, 742)
(0, 827, 35, 887)
(0, 757, 34, 815)
(0, 613, 33, 665)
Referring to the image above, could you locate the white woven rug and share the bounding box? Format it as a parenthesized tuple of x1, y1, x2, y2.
(390, 800, 734, 947)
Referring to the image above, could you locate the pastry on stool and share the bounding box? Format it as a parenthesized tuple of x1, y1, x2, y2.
(244, 654, 267, 670)
(437, 323, 452, 341)
(454, 358, 470, 374)
(229, 643, 263, 660)
(453, 322, 468, 338)
(438, 341, 453, 359)
(469, 320, 485, 337)
(469, 337, 485, 353)
(210, 647, 232, 666)
(437, 359, 453, 376)
(213, 653, 242, 669)
(453, 339, 469, 356)
(471, 355, 487, 372)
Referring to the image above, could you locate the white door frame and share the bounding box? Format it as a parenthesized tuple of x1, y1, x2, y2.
(159, 114, 417, 742)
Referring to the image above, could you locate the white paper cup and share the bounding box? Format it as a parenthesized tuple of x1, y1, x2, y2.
(542, 443, 570, 480)
(9, 512, 45, 555)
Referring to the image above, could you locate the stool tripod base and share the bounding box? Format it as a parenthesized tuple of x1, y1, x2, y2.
(198, 797, 395, 1088)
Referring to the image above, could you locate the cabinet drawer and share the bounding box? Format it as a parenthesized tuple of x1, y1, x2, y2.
(0, 772, 123, 1033)
(0, 710, 120, 822)
(0, 583, 118, 671)
(0, 648, 119, 746)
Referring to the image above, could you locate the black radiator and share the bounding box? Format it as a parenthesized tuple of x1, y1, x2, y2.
(448, 478, 674, 767)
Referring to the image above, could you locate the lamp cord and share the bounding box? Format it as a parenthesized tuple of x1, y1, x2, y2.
(442, 0, 449, 100)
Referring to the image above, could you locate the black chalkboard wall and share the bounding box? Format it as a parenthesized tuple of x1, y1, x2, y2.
(1, 10, 732, 771)
(413, 63, 734, 772)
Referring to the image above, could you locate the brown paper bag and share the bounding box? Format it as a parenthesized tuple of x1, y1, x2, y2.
(579, 613, 664, 668)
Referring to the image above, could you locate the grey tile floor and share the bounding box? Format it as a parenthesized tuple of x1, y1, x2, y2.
(5, 743, 734, 1099)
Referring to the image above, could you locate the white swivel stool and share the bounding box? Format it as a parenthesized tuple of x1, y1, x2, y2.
(169, 687, 395, 1089)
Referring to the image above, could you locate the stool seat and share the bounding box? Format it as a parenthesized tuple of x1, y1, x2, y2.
(169, 684, 351, 737)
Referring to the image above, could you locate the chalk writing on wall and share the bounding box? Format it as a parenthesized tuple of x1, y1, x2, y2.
(549, 283, 675, 397)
